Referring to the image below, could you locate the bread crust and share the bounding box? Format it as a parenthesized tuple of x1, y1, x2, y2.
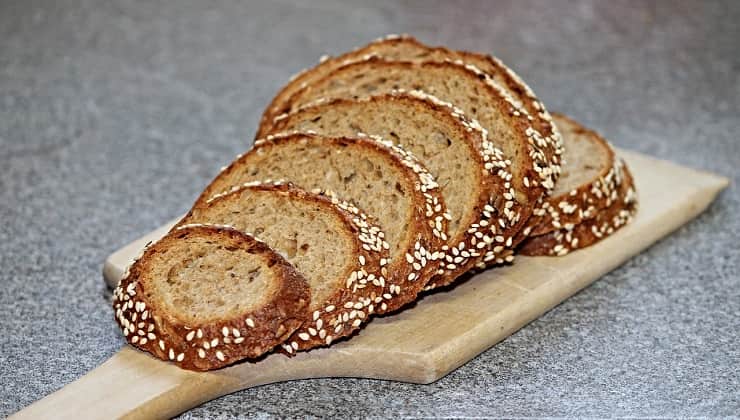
(194, 134, 448, 313)
(519, 159, 637, 256)
(257, 34, 402, 137)
(112, 225, 310, 371)
(518, 114, 624, 242)
(267, 92, 512, 288)
(179, 182, 399, 352)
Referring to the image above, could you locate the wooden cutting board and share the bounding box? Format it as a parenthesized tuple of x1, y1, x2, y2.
(12, 149, 728, 420)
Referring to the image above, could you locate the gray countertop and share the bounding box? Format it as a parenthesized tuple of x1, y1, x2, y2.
(1, 0, 738, 418)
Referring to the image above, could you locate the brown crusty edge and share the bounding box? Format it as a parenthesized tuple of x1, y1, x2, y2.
(518, 158, 637, 256)
(178, 181, 396, 353)
(257, 35, 396, 138)
(193, 133, 448, 313)
(267, 91, 513, 288)
(519, 113, 624, 240)
(274, 57, 549, 268)
(112, 225, 311, 371)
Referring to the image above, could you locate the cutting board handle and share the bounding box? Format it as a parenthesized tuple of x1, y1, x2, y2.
(11, 345, 359, 419)
(10, 347, 238, 420)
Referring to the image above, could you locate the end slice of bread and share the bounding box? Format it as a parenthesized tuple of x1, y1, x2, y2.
(520, 114, 626, 240)
(267, 91, 513, 286)
(195, 134, 448, 312)
(112, 225, 310, 370)
(177, 183, 392, 352)
(519, 158, 637, 256)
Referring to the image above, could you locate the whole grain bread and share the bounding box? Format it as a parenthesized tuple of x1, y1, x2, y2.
(267, 91, 513, 286)
(260, 35, 564, 178)
(194, 134, 447, 312)
(268, 57, 550, 263)
(519, 113, 625, 240)
(112, 225, 310, 370)
(177, 182, 393, 352)
(519, 158, 637, 256)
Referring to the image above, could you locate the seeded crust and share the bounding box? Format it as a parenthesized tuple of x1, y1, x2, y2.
(178, 182, 394, 353)
(269, 58, 547, 265)
(267, 92, 512, 287)
(519, 159, 637, 256)
(112, 225, 310, 371)
(519, 113, 623, 240)
(194, 134, 447, 312)
(258, 34, 562, 192)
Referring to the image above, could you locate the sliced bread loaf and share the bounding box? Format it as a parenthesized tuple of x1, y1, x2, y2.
(112, 225, 310, 370)
(520, 114, 624, 239)
(519, 159, 637, 256)
(259, 34, 562, 181)
(268, 58, 551, 261)
(194, 134, 447, 312)
(178, 183, 390, 352)
(267, 91, 512, 286)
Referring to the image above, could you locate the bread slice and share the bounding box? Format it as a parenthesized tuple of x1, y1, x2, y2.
(519, 160, 637, 256)
(194, 134, 447, 311)
(267, 91, 512, 286)
(267, 57, 551, 262)
(178, 183, 391, 352)
(520, 114, 624, 239)
(112, 225, 310, 370)
(258, 34, 562, 183)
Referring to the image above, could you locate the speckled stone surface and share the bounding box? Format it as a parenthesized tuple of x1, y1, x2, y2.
(1, 0, 738, 418)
